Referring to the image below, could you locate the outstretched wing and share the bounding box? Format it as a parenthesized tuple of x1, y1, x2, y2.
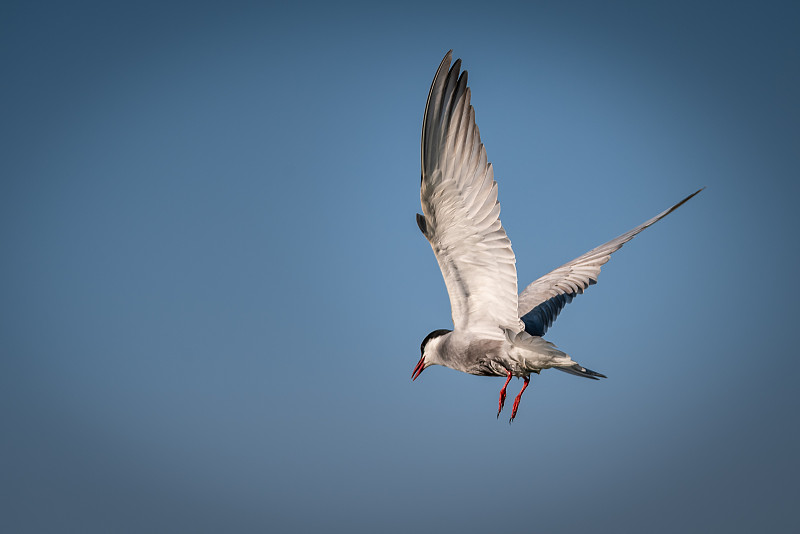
(418, 51, 520, 339)
(518, 189, 703, 336)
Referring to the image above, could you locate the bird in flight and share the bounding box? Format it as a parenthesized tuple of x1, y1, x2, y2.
(412, 51, 701, 422)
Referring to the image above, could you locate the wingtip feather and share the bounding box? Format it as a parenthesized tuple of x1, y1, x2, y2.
(665, 187, 704, 215)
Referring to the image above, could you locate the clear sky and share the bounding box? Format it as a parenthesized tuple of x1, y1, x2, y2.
(2, 1, 798, 532)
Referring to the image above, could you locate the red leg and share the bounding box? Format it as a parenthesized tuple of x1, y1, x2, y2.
(509, 375, 531, 423)
(497, 370, 513, 418)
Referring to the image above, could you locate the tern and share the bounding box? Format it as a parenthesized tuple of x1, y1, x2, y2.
(412, 51, 701, 422)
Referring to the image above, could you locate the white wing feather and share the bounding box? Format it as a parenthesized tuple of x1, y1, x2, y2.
(419, 52, 521, 339)
(518, 189, 703, 319)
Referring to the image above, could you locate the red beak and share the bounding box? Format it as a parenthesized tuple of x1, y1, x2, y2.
(412, 355, 425, 381)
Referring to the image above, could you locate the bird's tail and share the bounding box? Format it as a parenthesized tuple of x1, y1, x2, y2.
(554, 363, 607, 380)
(508, 331, 608, 380)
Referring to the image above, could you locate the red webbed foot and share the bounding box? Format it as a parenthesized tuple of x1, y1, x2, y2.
(497, 370, 513, 418)
(509, 375, 531, 423)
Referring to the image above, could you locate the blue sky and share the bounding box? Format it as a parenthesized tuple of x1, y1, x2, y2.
(2, 1, 798, 532)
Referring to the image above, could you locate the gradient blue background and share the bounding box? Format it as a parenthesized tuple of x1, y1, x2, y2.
(2, 1, 798, 532)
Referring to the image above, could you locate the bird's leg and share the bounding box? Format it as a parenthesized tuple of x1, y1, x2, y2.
(509, 376, 531, 423)
(497, 370, 513, 418)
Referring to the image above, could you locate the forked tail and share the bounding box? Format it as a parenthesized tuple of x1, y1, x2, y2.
(554, 363, 607, 380)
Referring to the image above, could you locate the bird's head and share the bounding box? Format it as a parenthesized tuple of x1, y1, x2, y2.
(412, 329, 451, 380)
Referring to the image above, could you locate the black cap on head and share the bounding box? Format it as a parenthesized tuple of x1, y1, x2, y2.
(420, 329, 451, 354)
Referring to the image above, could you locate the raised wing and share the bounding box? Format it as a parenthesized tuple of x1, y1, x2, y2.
(417, 51, 520, 339)
(518, 189, 703, 336)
